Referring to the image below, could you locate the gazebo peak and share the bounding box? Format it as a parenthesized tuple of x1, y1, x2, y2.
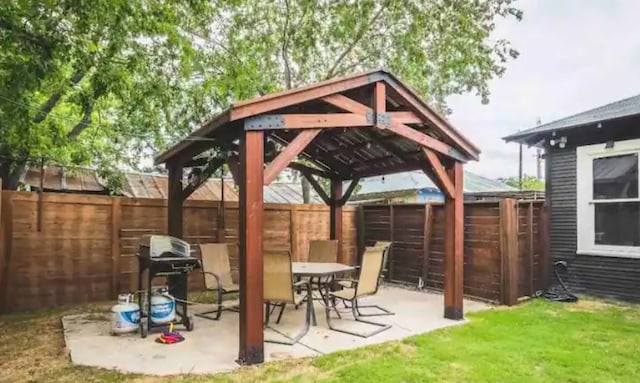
(155, 69, 479, 169)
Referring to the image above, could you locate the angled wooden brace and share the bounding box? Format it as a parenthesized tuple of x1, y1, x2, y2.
(339, 178, 360, 206)
(299, 170, 331, 205)
(422, 148, 454, 199)
(264, 129, 322, 185)
(182, 157, 225, 201)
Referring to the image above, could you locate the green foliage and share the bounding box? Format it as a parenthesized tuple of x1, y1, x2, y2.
(0, 0, 522, 191)
(0, 0, 222, 186)
(504, 175, 545, 190)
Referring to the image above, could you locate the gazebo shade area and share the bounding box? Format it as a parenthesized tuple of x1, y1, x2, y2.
(155, 69, 480, 365)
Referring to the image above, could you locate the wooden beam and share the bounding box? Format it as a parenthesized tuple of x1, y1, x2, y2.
(387, 121, 466, 162)
(374, 81, 386, 115)
(322, 94, 466, 162)
(323, 94, 369, 114)
(388, 111, 421, 124)
(231, 74, 372, 121)
(330, 179, 344, 263)
(339, 178, 360, 206)
(238, 130, 265, 365)
(422, 148, 455, 198)
(167, 161, 184, 238)
(182, 158, 225, 201)
(245, 113, 370, 130)
(383, 77, 480, 160)
(300, 171, 330, 205)
(264, 129, 321, 185)
(288, 162, 337, 179)
(500, 198, 518, 306)
(444, 162, 464, 320)
(422, 203, 433, 284)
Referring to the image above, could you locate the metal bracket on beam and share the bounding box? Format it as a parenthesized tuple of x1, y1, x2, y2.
(244, 115, 285, 130)
(376, 113, 391, 128)
(366, 111, 391, 128)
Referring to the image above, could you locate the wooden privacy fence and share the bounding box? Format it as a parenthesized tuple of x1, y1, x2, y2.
(360, 199, 550, 304)
(0, 191, 357, 312)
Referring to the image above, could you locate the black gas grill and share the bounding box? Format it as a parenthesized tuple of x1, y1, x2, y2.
(136, 235, 201, 337)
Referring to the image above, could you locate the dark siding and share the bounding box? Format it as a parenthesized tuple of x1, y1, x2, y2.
(548, 121, 640, 302)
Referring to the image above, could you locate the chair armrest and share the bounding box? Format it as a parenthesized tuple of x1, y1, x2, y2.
(335, 278, 358, 288)
(293, 280, 310, 288)
(202, 271, 223, 287)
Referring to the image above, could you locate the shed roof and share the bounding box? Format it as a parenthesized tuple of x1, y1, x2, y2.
(155, 69, 479, 180)
(352, 170, 514, 200)
(21, 165, 323, 204)
(504, 93, 640, 144)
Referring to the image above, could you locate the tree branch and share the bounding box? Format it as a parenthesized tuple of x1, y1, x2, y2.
(281, 0, 293, 90)
(67, 96, 94, 139)
(33, 70, 86, 123)
(324, 2, 388, 80)
(0, 18, 53, 52)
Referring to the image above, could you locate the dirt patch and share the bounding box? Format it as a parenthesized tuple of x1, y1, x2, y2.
(566, 299, 617, 313)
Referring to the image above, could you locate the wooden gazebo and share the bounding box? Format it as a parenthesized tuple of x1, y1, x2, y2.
(154, 69, 480, 365)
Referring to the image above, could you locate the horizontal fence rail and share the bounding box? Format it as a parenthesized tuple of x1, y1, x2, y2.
(0, 191, 357, 312)
(360, 199, 549, 304)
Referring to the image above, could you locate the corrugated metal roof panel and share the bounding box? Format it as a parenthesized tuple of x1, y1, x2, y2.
(353, 170, 515, 199)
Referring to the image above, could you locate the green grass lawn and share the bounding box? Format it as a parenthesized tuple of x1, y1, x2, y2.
(2, 298, 639, 382)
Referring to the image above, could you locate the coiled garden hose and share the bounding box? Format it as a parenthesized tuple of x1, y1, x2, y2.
(534, 260, 578, 303)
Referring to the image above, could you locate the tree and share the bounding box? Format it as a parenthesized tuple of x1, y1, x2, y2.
(1, 0, 523, 197)
(0, 0, 222, 189)
(503, 175, 545, 191)
(204, 0, 522, 201)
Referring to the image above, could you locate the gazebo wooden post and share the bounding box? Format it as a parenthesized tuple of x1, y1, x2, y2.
(237, 129, 265, 365)
(167, 160, 184, 238)
(443, 161, 464, 320)
(329, 179, 343, 263)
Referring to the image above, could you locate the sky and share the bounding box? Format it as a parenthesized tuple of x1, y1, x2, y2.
(447, 0, 640, 179)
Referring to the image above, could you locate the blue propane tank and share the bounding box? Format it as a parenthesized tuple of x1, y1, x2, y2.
(150, 286, 176, 324)
(111, 293, 140, 334)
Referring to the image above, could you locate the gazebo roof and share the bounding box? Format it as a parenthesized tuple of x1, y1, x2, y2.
(155, 69, 479, 180)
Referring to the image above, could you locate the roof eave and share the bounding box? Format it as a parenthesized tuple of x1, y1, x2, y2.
(154, 108, 232, 165)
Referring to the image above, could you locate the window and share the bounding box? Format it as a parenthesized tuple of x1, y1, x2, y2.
(577, 138, 640, 257)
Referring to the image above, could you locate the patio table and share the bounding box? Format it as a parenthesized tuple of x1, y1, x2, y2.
(291, 262, 356, 326)
(292, 262, 355, 277)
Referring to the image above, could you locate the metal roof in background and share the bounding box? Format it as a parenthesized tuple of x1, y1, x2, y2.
(504, 93, 640, 143)
(353, 170, 515, 200)
(21, 165, 324, 204)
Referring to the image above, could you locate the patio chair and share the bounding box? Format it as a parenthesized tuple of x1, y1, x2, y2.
(264, 249, 316, 345)
(338, 240, 391, 289)
(195, 243, 239, 321)
(325, 246, 392, 338)
(308, 239, 338, 295)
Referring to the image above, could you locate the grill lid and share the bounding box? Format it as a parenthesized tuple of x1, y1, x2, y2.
(139, 235, 191, 258)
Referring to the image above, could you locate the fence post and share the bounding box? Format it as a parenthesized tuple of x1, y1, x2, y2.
(500, 198, 518, 306)
(539, 203, 551, 290)
(421, 203, 433, 284)
(0, 190, 12, 313)
(356, 206, 365, 265)
(111, 197, 122, 298)
(290, 205, 298, 260)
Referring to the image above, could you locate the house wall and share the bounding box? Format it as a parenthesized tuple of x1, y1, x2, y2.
(547, 119, 640, 302)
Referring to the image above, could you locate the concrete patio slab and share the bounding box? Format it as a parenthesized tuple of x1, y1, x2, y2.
(62, 286, 490, 376)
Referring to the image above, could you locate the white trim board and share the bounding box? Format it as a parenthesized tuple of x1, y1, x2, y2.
(576, 138, 640, 258)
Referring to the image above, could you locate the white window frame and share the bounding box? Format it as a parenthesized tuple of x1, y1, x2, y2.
(576, 138, 640, 258)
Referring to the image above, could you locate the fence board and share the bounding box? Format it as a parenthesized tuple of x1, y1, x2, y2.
(0, 191, 358, 312)
(361, 200, 547, 304)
